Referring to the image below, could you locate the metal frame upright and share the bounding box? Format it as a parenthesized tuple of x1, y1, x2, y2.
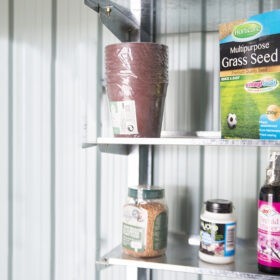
(85, 1, 157, 279)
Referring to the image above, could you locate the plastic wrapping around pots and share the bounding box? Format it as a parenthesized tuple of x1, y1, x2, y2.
(106, 43, 168, 84)
(105, 42, 169, 138)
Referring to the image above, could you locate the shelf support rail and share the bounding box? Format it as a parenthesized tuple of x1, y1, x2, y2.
(84, 0, 155, 42)
(85, 1, 156, 280)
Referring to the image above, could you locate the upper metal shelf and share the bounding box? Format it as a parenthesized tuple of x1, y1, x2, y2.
(83, 131, 280, 154)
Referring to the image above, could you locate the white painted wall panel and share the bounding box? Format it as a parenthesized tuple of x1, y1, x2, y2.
(12, 0, 52, 279)
(98, 25, 128, 280)
(0, 0, 9, 278)
(2, 1, 280, 280)
(152, 2, 280, 280)
(204, 32, 220, 131)
(263, 0, 280, 10)
(154, 146, 202, 235)
(99, 151, 127, 280)
(55, 0, 98, 280)
(203, 147, 259, 239)
(154, 270, 199, 280)
(161, 33, 205, 132)
(1, 0, 101, 279)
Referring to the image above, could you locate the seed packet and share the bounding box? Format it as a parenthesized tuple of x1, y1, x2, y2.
(220, 10, 280, 139)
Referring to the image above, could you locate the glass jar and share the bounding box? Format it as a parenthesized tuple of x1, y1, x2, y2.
(199, 199, 236, 264)
(122, 185, 168, 258)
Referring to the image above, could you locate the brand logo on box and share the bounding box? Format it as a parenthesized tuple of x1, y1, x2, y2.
(233, 21, 262, 40)
(244, 78, 278, 93)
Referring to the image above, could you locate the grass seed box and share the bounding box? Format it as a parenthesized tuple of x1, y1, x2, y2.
(220, 10, 280, 139)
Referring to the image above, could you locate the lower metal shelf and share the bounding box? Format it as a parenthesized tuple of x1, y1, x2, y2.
(97, 233, 279, 279)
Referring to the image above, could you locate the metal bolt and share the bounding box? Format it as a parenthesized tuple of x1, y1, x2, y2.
(105, 6, 112, 16)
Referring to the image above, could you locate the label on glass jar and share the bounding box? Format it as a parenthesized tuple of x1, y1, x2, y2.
(258, 200, 280, 268)
(200, 219, 236, 257)
(153, 212, 168, 250)
(109, 101, 138, 135)
(122, 205, 148, 252)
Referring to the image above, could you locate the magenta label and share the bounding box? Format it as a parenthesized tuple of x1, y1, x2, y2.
(258, 200, 280, 267)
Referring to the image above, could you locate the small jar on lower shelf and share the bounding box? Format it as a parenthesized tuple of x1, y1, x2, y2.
(122, 185, 168, 258)
(199, 199, 236, 264)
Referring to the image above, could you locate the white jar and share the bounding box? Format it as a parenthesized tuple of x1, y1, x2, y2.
(199, 199, 236, 264)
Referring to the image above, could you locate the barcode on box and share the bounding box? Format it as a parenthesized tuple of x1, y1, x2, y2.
(226, 224, 236, 251)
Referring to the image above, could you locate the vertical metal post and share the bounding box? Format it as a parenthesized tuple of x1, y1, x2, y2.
(128, 1, 156, 279)
(139, 145, 154, 185)
(50, 0, 57, 279)
(95, 15, 104, 280)
(140, 0, 156, 42)
(86, 1, 157, 279)
(128, 145, 153, 280)
(137, 267, 153, 280)
(8, 0, 14, 279)
(139, 1, 155, 279)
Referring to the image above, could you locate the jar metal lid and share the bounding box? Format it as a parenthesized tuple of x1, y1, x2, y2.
(128, 186, 165, 200)
(206, 199, 233, 213)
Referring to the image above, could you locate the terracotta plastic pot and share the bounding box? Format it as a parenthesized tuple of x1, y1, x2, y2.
(105, 42, 168, 137)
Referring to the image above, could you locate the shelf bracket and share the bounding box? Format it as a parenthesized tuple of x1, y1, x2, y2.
(84, 0, 155, 42)
(95, 259, 111, 271)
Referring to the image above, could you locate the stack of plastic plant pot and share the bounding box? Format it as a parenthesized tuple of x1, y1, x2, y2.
(105, 42, 168, 137)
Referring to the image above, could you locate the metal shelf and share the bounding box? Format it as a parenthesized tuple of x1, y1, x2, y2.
(97, 233, 279, 279)
(83, 131, 280, 154)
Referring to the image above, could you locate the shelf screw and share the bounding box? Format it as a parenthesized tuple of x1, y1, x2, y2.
(105, 6, 112, 16)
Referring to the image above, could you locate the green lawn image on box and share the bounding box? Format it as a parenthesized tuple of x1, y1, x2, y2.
(221, 73, 280, 139)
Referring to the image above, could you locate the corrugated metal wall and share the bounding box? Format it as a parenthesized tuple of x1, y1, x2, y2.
(0, 1, 9, 279)
(1, 1, 280, 280)
(153, 1, 279, 280)
(0, 0, 99, 279)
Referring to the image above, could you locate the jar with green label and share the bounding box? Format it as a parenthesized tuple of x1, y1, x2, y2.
(122, 185, 168, 258)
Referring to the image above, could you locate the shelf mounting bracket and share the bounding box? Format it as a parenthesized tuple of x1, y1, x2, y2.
(84, 0, 155, 42)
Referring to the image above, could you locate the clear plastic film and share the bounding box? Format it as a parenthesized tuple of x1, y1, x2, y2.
(105, 42, 168, 137)
(105, 43, 168, 84)
(266, 152, 280, 185)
